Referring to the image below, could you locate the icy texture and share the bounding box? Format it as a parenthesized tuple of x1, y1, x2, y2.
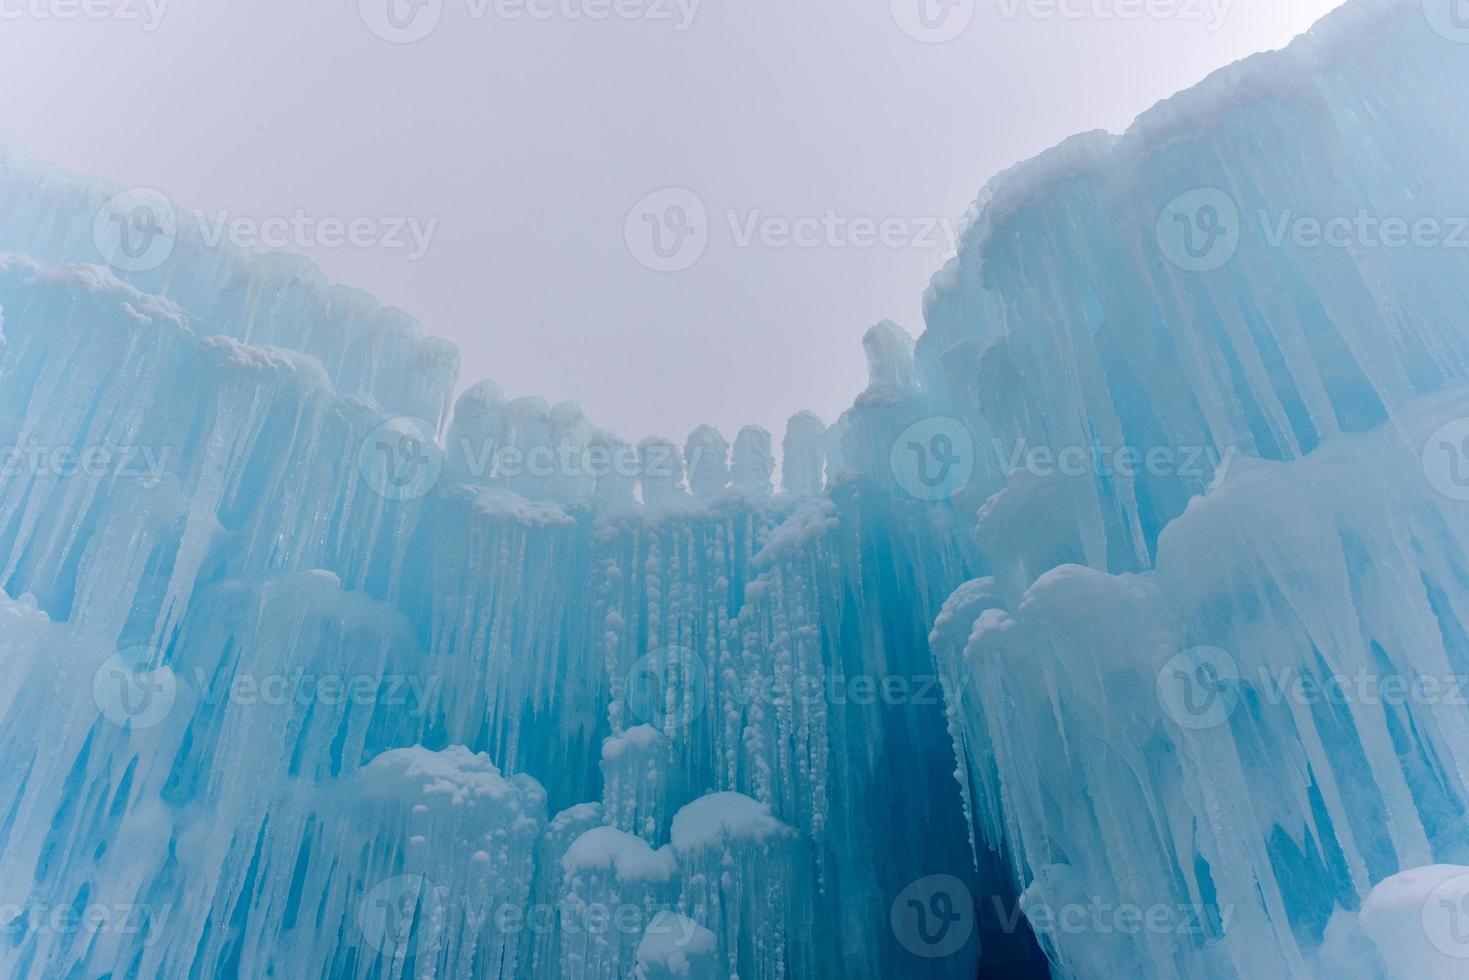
(3, 0, 1469, 977)
(0, 235, 982, 977)
(559, 827, 679, 977)
(923, 1, 1469, 977)
(939, 399, 1469, 975)
(0, 141, 457, 426)
(634, 911, 719, 979)
(1358, 865, 1469, 979)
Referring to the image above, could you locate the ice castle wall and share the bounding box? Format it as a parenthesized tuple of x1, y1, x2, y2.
(3, 0, 1469, 977)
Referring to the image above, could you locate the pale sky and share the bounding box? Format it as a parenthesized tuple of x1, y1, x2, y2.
(0, 0, 1345, 443)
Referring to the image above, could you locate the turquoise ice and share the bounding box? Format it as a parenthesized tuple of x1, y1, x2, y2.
(2, 0, 1469, 976)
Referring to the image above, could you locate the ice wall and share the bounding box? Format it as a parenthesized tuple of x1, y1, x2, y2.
(3, 0, 1469, 977)
(0, 142, 458, 427)
(922, 0, 1469, 580)
(922, 0, 1469, 977)
(0, 229, 997, 975)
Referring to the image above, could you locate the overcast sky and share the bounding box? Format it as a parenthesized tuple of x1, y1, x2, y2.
(0, 0, 1344, 443)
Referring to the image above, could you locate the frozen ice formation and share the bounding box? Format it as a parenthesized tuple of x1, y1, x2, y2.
(4, 0, 1469, 977)
(634, 912, 719, 980)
